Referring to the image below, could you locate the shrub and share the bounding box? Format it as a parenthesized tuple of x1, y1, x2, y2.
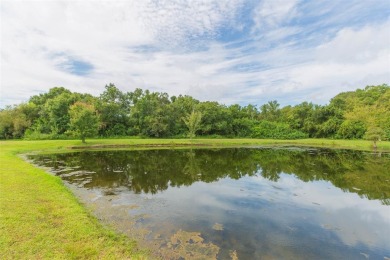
(251, 121, 308, 139)
(336, 120, 366, 139)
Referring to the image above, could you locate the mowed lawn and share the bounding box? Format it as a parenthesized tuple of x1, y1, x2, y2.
(0, 140, 149, 259)
(1, 138, 389, 259)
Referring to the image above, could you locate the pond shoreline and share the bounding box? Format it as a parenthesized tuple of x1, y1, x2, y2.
(25, 146, 390, 259)
(1, 138, 390, 259)
(63, 138, 390, 152)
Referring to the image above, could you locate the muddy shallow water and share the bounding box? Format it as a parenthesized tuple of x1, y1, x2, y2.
(27, 147, 390, 259)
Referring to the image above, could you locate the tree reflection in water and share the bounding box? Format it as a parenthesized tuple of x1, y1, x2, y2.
(29, 147, 390, 205)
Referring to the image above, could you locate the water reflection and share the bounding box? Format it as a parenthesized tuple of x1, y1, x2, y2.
(28, 147, 390, 259)
(30, 148, 390, 204)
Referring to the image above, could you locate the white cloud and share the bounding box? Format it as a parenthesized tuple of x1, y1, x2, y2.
(316, 22, 390, 64)
(0, 0, 389, 107)
(223, 19, 390, 105)
(252, 0, 299, 31)
(136, 1, 243, 46)
(0, 0, 244, 106)
(283, 21, 390, 102)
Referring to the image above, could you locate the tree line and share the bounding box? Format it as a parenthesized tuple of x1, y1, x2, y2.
(0, 83, 389, 141)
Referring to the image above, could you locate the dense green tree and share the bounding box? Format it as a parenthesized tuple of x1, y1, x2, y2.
(27, 87, 73, 135)
(337, 120, 366, 139)
(332, 84, 390, 138)
(0, 105, 31, 139)
(314, 104, 344, 138)
(228, 104, 257, 137)
(18, 102, 40, 125)
(97, 83, 131, 136)
(169, 95, 200, 136)
(285, 102, 317, 136)
(316, 117, 342, 138)
(43, 92, 76, 135)
(24, 87, 96, 138)
(197, 102, 233, 136)
(68, 102, 99, 143)
(1, 83, 388, 141)
(129, 90, 172, 137)
(259, 100, 281, 122)
(29, 87, 72, 107)
(243, 104, 259, 120)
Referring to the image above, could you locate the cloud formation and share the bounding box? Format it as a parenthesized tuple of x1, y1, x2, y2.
(1, 0, 389, 107)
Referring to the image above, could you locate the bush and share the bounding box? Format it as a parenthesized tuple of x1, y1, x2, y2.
(24, 128, 70, 140)
(336, 120, 366, 139)
(251, 121, 308, 139)
(232, 118, 254, 137)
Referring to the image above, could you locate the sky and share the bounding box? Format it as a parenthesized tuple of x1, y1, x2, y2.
(1, 0, 389, 108)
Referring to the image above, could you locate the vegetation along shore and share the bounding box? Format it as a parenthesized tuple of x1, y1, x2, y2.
(1, 84, 389, 144)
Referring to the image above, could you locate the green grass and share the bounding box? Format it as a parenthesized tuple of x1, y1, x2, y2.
(60, 138, 388, 151)
(1, 138, 389, 259)
(0, 140, 149, 259)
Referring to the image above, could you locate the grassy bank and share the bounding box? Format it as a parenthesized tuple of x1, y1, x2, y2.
(0, 139, 149, 259)
(74, 138, 390, 152)
(1, 138, 389, 259)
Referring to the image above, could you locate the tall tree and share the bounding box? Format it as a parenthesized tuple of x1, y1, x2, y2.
(260, 100, 281, 122)
(97, 83, 131, 136)
(43, 92, 77, 135)
(68, 102, 99, 143)
(169, 95, 200, 135)
(183, 110, 202, 139)
(129, 90, 172, 137)
(197, 102, 233, 136)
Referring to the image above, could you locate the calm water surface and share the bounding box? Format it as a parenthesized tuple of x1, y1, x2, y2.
(28, 147, 390, 259)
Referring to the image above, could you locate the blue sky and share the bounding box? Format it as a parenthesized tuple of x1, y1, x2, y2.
(1, 0, 389, 108)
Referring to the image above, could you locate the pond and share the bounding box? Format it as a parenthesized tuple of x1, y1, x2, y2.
(27, 147, 390, 259)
